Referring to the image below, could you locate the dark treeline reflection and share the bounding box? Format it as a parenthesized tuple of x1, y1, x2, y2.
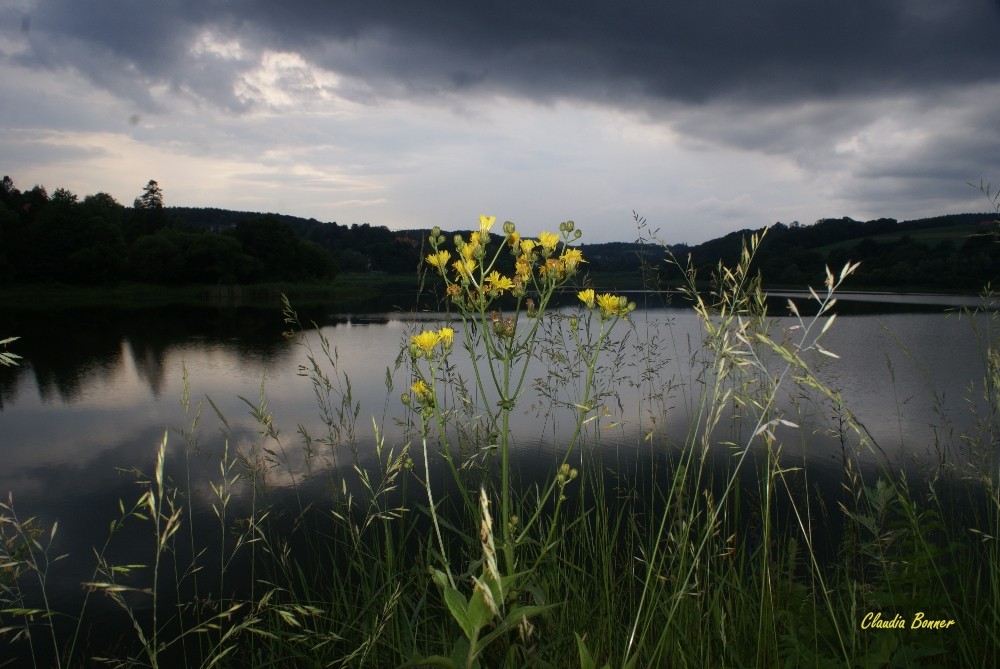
(0, 290, 974, 408)
(0, 304, 311, 404)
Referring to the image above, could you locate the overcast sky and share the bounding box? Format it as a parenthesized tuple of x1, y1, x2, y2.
(2, 1, 999, 244)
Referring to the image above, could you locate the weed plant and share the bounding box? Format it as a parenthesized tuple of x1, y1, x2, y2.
(1, 214, 998, 667)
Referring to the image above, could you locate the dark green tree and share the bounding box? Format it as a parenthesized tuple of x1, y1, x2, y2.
(227, 215, 334, 282)
(181, 233, 255, 284)
(127, 231, 185, 283)
(128, 179, 166, 238)
(134, 180, 164, 210)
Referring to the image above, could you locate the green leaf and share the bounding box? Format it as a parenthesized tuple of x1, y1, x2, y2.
(503, 603, 556, 627)
(575, 632, 601, 669)
(466, 584, 493, 633)
(449, 636, 472, 667)
(442, 586, 474, 640)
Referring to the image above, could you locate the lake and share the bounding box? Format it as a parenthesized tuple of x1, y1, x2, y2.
(0, 289, 995, 660)
(2, 292, 992, 490)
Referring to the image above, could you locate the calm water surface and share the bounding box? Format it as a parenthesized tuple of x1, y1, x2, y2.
(2, 295, 994, 488)
(0, 293, 994, 615)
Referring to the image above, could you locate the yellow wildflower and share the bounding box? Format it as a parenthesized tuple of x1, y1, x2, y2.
(515, 258, 532, 280)
(561, 248, 585, 273)
(437, 327, 454, 349)
(479, 214, 496, 236)
(410, 379, 431, 397)
(520, 239, 537, 256)
(538, 231, 560, 254)
(453, 258, 476, 279)
(507, 231, 521, 248)
(426, 249, 451, 270)
(539, 258, 565, 280)
(485, 271, 515, 294)
(595, 293, 621, 319)
(411, 330, 441, 355)
(578, 288, 595, 309)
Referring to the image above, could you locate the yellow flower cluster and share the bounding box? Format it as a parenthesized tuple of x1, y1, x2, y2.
(424, 215, 587, 307)
(578, 289, 636, 320)
(409, 327, 455, 358)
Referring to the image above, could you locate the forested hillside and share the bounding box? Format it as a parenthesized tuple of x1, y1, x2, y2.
(0, 175, 476, 286)
(1, 174, 997, 291)
(656, 213, 1000, 290)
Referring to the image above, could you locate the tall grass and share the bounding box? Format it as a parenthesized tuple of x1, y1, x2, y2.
(1, 215, 998, 667)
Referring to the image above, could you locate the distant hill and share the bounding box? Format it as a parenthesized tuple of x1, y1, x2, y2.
(659, 212, 999, 291)
(1, 173, 996, 291)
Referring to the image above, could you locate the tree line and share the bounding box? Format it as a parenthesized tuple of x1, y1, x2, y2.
(2, 173, 997, 291)
(654, 213, 1000, 291)
(0, 176, 423, 286)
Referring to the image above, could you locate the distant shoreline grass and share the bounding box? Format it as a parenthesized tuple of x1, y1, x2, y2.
(0, 270, 983, 313)
(0, 273, 421, 310)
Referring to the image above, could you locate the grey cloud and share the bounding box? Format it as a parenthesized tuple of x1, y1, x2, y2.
(1, 132, 108, 169)
(267, 1, 1000, 104)
(13, 0, 1000, 113)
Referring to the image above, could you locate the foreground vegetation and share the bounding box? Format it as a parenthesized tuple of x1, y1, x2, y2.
(2, 215, 999, 667)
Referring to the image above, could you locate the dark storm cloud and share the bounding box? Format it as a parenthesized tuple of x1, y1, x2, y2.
(240, 0, 1000, 104)
(13, 0, 1000, 112)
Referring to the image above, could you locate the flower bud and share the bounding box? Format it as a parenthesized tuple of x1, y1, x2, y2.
(503, 220, 516, 235)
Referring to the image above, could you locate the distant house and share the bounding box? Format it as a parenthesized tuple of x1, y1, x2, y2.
(394, 235, 421, 248)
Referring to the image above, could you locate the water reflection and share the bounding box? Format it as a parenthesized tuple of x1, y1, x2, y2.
(1, 292, 995, 664)
(2, 295, 993, 483)
(1, 305, 297, 405)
